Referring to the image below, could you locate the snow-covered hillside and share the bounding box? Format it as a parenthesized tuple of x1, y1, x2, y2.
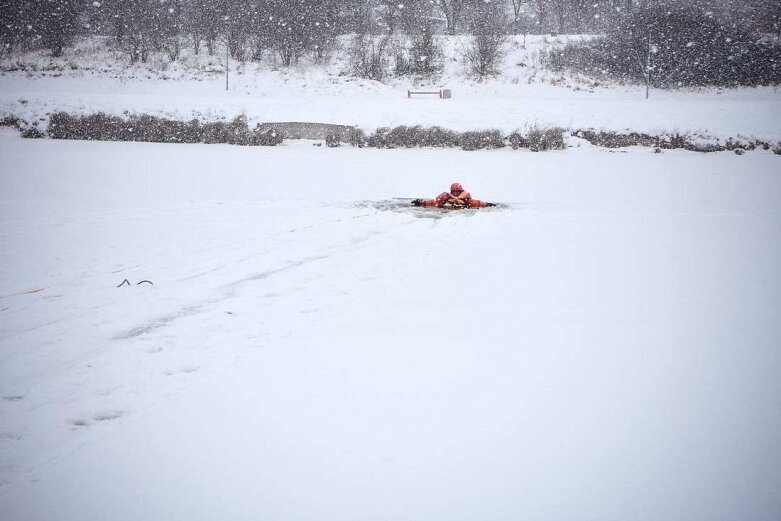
(1, 132, 779, 520)
(1, 36, 780, 141)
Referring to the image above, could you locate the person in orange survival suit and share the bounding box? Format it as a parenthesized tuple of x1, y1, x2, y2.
(412, 183, 495, 208)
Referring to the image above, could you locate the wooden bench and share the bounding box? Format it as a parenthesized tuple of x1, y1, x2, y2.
(407, 89, 452, 99)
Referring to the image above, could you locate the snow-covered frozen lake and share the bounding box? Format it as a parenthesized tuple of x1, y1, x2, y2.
(1, 133, 779, 520)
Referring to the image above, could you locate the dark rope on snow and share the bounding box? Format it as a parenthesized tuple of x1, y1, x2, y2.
(117, 279, 154, 287)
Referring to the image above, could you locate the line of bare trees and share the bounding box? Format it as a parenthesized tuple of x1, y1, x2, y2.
(91, 0, 344, 65)
(1, 0, 777, 62)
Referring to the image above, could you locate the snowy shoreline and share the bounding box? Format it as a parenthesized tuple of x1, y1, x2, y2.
(3, 35, 780, 143)
(3, 113, 780, 154)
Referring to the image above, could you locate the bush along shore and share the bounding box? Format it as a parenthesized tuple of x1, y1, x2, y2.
(2, 112, 779, 155)
(44, 113, 284, 146)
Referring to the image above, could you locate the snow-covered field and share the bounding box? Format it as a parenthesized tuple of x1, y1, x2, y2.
(2, 36, 780, 141)
(1, 132, 779, 520)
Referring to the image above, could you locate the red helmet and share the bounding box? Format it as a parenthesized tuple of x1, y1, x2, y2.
(450, 182, 463, 192)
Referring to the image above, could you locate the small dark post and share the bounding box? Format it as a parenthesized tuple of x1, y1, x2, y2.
(225, 39, 229, 91)
(645, 30, 652, 100)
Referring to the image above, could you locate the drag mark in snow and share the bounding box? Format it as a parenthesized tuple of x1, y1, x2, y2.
(69, 410, 125, 428)
(111, 263, 142, 274)
(115, 254, 332, 341)
(115, 304, 204, 340)
(0, 288, 46, 299)
(223, 253, 332, 289)
(115, 227, 389, 343)
(176, 264, 227, 282)
(93, 410, 124, 422)
(164, 366, 200, 376)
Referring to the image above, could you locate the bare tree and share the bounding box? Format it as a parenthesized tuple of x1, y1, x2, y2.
(246, 2, 273, 62)
(101, 0, 167, 63)
(510, 0, 526, 30)
(183, 0, 204, 55)
(531, 0, 549, 32)
(398, 0, 433, 35)
(309, 0, 340, 63)
(0, 0, 21, 57)
(397, 21, 443, 76)
(349, 33, 391, 80)
(550, 0, 566, 33)
(225, 1, 256, 61)
(7, 0, 82, 57)
(187, 0, 224, 55)
(462, 1, 509, 78)
(377, 0, 400, 33)
(546, 0, 591, 34)
(264, 0, 337, 67)
(516, 9, 536, 46)
(343, 0, 373, 34)
(434, 0, 464, 35)
(162, 0, 183, 61)
(508, 0, 538, 45)
(634, 29, 654, 99)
